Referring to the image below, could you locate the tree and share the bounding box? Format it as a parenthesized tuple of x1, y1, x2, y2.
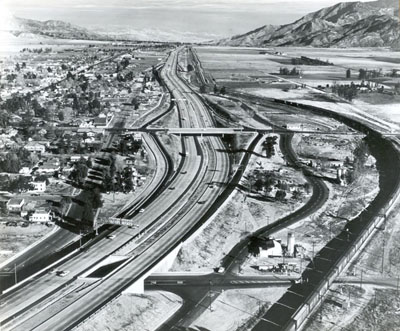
(67, 71, 75, 80)
(58, 111, 65, 121)
(346, 69, 351, 79)
(213, 84, 218, 94)
(91, 188, 103, 209)
(0, 152, 21, 173)
(7, 177, 34, 193)
(91, 98, 101, 110)
(187, 64, 194, 72)
(0, 111, 10, 127)
(220, 86, 226, 95)
(275, 190, 286, 201)
(353, 140, 369, 173)
(121, 57, 130, 69)
(82, 200, 94, 223)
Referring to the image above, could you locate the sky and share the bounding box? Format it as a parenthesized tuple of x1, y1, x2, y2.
(2, 0, 376, 41)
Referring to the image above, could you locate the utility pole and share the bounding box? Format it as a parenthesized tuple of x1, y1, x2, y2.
(312, 241, 316, 259)
(360, 269, 363, 289)
(348, 288, 351, 308)
(382, 243, 385, 274)
(209, 280, 212, 312)
(300, 255, 303, 274)
(312, 241, 316, 269)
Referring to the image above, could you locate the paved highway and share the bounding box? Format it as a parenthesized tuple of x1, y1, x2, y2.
(0, 47, 231, 331)
(157, 133, 329, 330)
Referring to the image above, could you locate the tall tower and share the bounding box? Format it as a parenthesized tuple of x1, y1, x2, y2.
(287, 232, 295, 256)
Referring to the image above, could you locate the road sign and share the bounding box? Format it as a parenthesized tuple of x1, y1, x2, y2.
(99, 217, 138, 227)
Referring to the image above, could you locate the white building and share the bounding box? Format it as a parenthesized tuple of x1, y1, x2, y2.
(29, 209, 52, 223)
(19, 167, 31, 175)
(7, 198, 25, 212)
(24, 142, 46, 153)
(259, 238, 282, 258)
(133, 133, 142, 141)
(29, 181, 47, 192)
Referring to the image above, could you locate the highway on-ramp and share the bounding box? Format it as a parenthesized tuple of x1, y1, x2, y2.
(0, 47, 231, 331)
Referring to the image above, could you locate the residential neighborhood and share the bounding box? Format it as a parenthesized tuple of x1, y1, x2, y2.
(0, 43, 166, 231)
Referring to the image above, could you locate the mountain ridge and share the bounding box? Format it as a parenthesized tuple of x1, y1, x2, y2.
(4, 16, 110, 41)
(216, 0, 400, 48)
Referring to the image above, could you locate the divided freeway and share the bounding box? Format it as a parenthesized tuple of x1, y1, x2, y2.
(0, 47, 231, 331)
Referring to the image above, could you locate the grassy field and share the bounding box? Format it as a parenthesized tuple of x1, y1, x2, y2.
(196, 46, 400, 127)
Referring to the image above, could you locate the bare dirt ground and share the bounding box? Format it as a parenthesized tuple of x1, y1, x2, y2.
(0, 223, 54, 264)
(190, 287, 289, 331)
(305, 284, 372, 331)
(306, 283, 400, 331)
(171, 135, 309, 272)
(241, 132, 379, 277)
(76, 291, 182, 331)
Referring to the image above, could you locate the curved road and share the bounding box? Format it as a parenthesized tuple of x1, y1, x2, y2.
(157, 130, 328, 330)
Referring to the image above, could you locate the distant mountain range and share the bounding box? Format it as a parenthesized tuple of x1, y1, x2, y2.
(4, 16, 109, 41)
(217, 0, 400, 48)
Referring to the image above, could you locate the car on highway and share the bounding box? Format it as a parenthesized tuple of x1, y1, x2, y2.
(106, 235, 116, 239)
(139, 208, 145, 213)
(48, 268, 58, 274)
(57, 270, 70, 277)
(168, 187, 175, 190)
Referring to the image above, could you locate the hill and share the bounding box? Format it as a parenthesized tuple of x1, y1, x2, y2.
(217, 0, 400, 48)
(4, 16, 109, 41)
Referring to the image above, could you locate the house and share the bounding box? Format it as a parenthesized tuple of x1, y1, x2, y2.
(93, 117, 107, 128)
(7, 198, 25, 212)
(126, 158, 135, 165)
(260, 239, 282, 257)
(133, 133, 142, 141)
(25, 142, 46, 153)
(29, 208, 52, 223)
(79, 120, 94, 128)
(29, 180, 46, 192)
(19, 167, 31, 175)
(70, 155, 88, 162)
(38, 160, 60, 174)
(255, 236, 283, 258)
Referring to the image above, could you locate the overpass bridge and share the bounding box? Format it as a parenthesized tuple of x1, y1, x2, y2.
(44, 126, 400, 137)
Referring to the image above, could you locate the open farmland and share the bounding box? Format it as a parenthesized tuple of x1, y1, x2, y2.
(196, 46, 400, 127)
